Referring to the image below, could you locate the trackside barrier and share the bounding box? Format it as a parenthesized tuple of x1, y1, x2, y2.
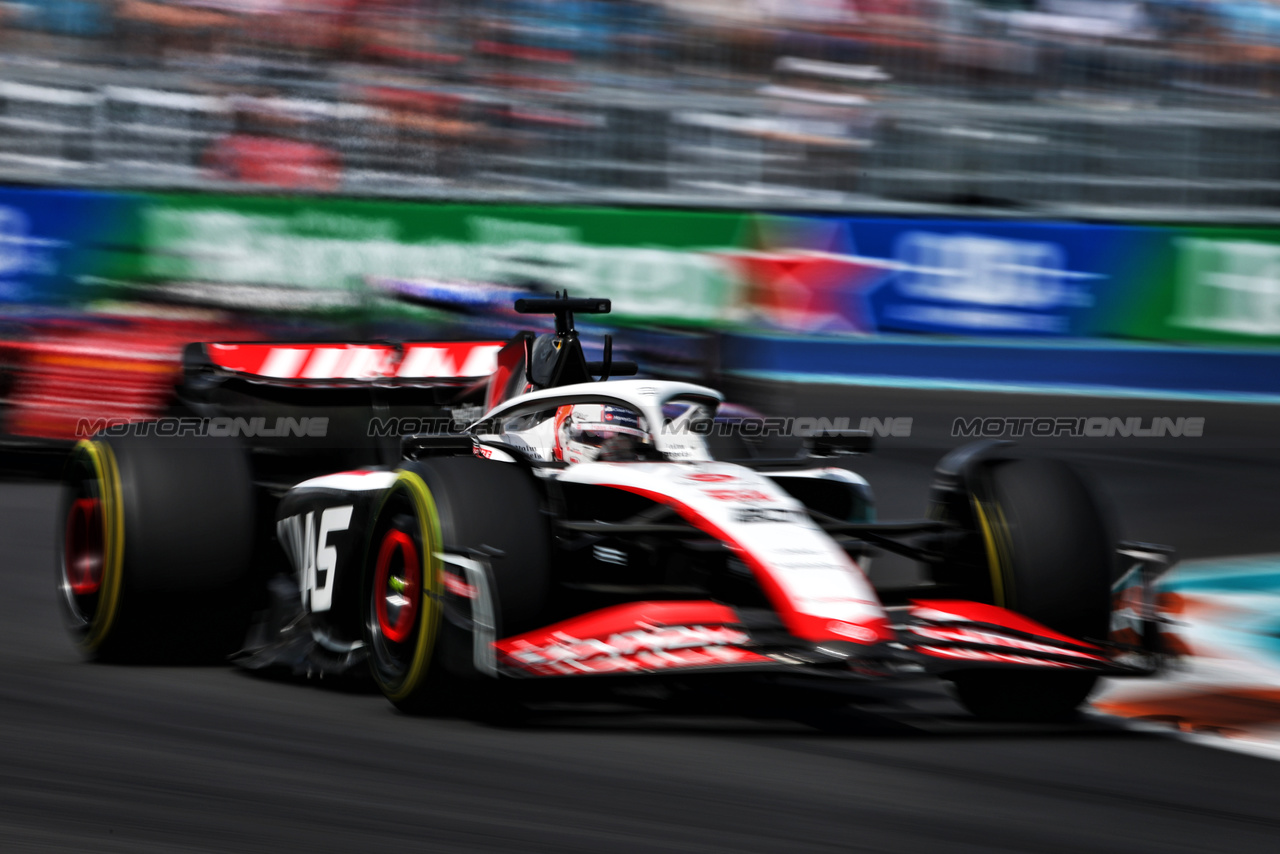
(721, 334, 1280, 401)
(1, 188, 1279, 402)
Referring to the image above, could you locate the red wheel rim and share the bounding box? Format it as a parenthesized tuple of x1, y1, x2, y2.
(374, 528, 420, 644)
(64, 497, 103, 596)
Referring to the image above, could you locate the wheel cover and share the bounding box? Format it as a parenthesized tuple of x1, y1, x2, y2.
(374, 528, 420, 644)
(64, 498, 104, 595)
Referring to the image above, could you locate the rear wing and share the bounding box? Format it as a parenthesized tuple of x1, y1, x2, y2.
(187, 341, 506, 385)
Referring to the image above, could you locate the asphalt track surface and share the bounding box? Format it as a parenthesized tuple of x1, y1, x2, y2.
(4, 385, 1280, 853)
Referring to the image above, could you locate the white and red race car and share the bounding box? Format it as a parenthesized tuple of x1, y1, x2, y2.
(58, 296, 1172, 721)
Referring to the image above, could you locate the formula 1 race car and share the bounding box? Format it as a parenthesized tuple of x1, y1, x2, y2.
(57, 295, 1173, 721)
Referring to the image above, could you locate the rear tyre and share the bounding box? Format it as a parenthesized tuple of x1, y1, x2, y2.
(58, 434, 255, 662)
(932, 457, 1114, 721)
(363, 457, 550, 715)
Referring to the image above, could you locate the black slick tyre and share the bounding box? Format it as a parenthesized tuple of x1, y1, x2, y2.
(58, 433, 255, 662)
(363, 456, 550, 715)
(937, 458, 1114, 721)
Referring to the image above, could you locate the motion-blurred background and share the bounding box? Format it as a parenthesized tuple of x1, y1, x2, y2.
(3, 4, 1280, 833)
(1, 0, 1279, 443)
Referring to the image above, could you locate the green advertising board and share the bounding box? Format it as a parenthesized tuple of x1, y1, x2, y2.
(121, 194, 751, 326)
(1116, 225, 1280, 346)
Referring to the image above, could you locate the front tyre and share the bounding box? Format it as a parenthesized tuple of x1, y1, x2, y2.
(363, 470, 443, 712)
(362, 456, 550, 715)
(933, 457, 1115, 721)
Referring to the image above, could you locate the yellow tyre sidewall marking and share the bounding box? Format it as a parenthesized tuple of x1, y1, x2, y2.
(74, 440, 125, 651)
(972, 497, 1014, 610)
(380, 470, 444, 702)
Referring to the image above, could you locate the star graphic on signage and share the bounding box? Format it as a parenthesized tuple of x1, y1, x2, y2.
(719, 216, 899, 333)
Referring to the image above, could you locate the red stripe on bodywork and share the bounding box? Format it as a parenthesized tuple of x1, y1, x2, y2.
(500, 600, 740, 646)
(916, 646, 1085, 668)
(909, 626, 1108, 662)
(495, 600, 771, 677)
(506, 646, 772, 677)
(909, 599, 1102, 650)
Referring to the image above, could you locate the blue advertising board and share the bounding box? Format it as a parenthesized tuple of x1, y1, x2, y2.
(0, 187, 138, 306)
(743, 215, 1168, 338)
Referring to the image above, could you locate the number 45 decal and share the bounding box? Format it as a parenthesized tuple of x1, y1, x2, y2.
(278, 505, 353, 612)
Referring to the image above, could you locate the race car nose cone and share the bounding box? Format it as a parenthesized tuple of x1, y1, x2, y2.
(826, 619, 891, 644)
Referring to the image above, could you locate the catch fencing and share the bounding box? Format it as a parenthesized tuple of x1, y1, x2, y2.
(5, 0, 1280, 218)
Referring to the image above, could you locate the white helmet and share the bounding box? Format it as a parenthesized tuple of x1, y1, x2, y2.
(554, 404, 649, 464)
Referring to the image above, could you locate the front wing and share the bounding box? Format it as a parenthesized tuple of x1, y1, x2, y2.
(469, 545, 1173, 682)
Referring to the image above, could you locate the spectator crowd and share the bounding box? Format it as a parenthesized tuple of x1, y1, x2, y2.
(1, 0, 1280, 212)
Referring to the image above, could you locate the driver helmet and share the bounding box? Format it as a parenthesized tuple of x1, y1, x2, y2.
(554, 404, 649, 464)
